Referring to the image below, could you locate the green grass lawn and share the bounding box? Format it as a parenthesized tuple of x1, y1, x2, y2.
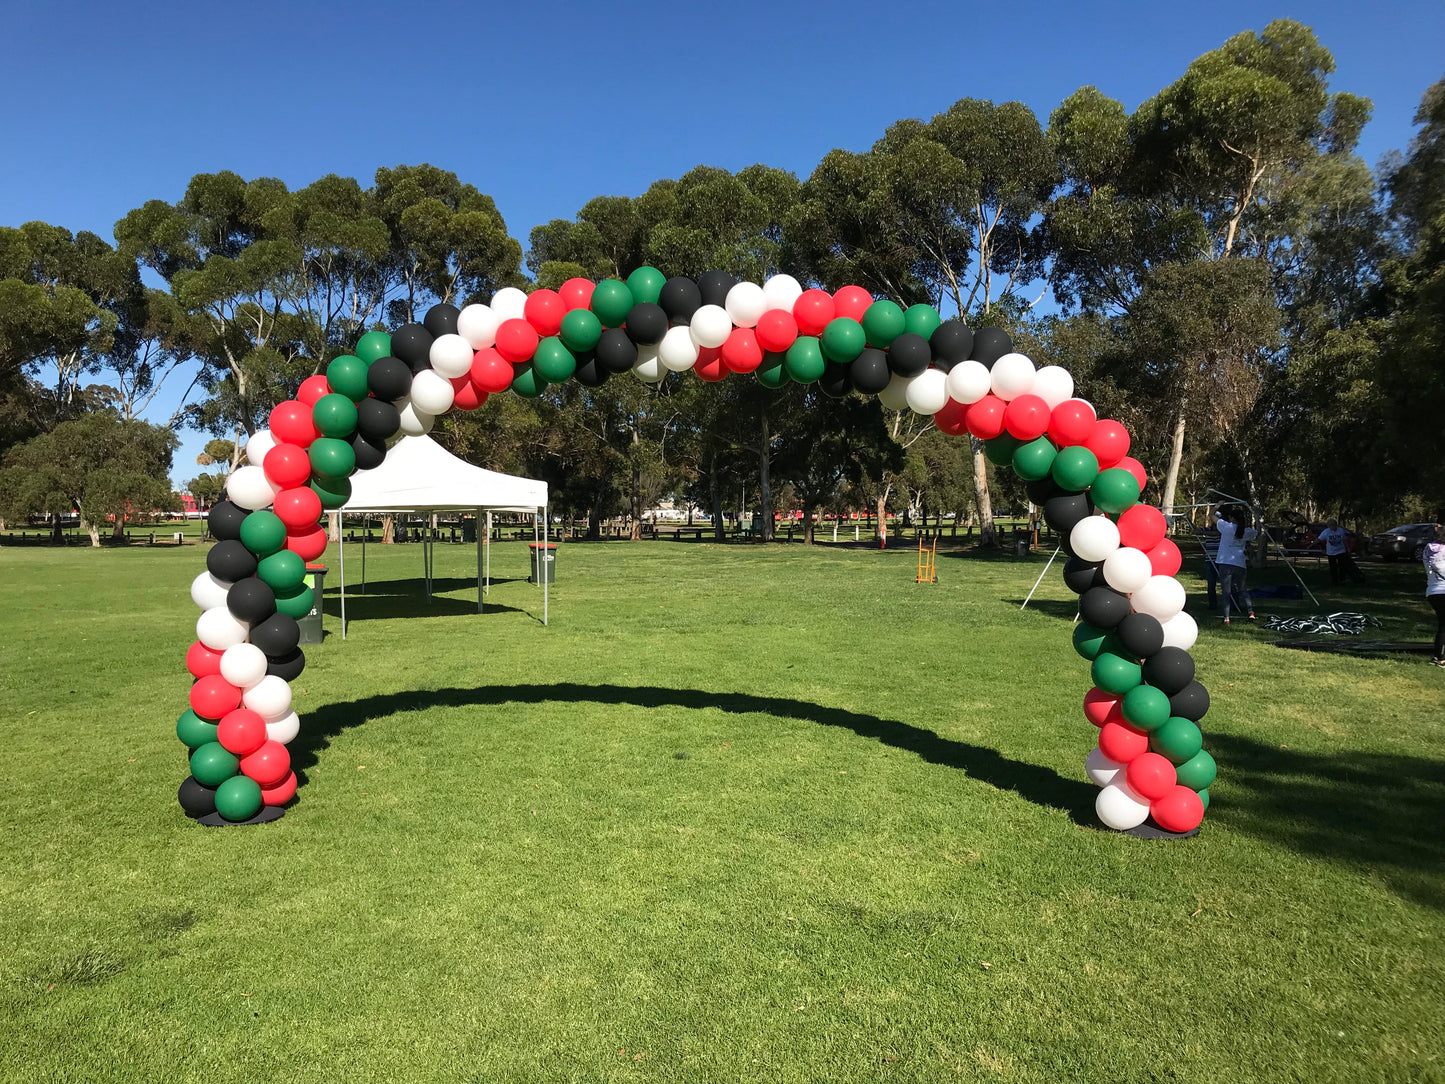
(1, 537, 1442, 1083)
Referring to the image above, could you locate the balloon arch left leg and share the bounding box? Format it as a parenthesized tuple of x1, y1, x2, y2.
(180, 269, 1216, 833)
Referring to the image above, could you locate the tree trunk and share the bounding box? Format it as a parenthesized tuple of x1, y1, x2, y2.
(709, 452, 725, 542)
(82, 519, 101, 548)
(802, 505, 815, 544)
(111, 518, 125, 541)
(971, 439, 996, 546)
(758, 412, 773, 542)
(381, 514, 395, 544)
(50, 519, 63, 545)
(587, 503, 602, 541)
(327, 512, 340, 542)
(629, 428, 643, 542)
(1160, 407, 1188, 515)
(876, 486, 890, 547)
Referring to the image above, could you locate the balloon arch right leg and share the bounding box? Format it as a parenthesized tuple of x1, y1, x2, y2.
(180, 269, 1216, 833)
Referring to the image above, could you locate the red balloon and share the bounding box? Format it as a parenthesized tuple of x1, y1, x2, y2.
(298, 374, 331, 407)
(286, 526, 328, 562)
(263, 444, 312, 490)
(240, 740, 291, 788)
(273, 486, 323, 532)
(494, 318, 539, 363)
(1126, 752, 1178, 801)
(1086, 419, 1131, 469)
(1098, 720, 1149, 764)
(1146, 538, 1183, 578)
(1117, 505, 1168, 551)
(721, 327, 763, 374)
(523, 289, 566, 337)
(186, 641, 224, 679)
(559, 277, 595, 311)
(1083, 687, 1124, 728)
(694, 346, 726, 382)
(1047, 399, 1096, 448)
(793, 288, 836, 336)
(755, 308, 799, 353)
(260, 770, 298, 807)
(934, 398, 969, 436)
(190, 674, 242, 721)
(270, 401, 317, 449)
(964, 394, 1007, 440)
(1118, 455, 1148, 491)
(1151, 784, 1205, 833)
(217, 707, 267, 756)
(832, 284, 873, 322)
(1003, 393, 1051, 441)
(470, 347, 514, 394)
(450, 376, 484, 411)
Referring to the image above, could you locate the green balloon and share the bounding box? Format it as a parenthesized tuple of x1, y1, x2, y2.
(903, 304, 942, 339)
(820, 319, 865, 363)
(1121, 685, 1171, 731)
(533, 337, 577, 383)
(215, 775, 263, 822)
(861, 300, 905, 347)
(1150, 716, 1204, 764)
(559, 308, 602, 353)
(1072, 622, 1113, 661)
(190, 741, 239, 787)
(258, 550, 306, 593)
(1198, 787, 1210, 812)
(310, 475, 350, 510)
(1091, 467, 1141, 515)
(355, 331, 392, 365)
(511, 362, 547, 398)
(273, 582, 315, 620)
(984, 434, 1020, 466)
(1012, 437, 1058, 482)
(1051, 445, 1100, 491)
(326, 355, 370, 402)
(1091, 651, 1142, 696)
(239, 510, 287, 559)
(756, 353, 790, 389)
(312, 394, 358, 439)
(177, 709, 218, 749)
(308, 437, 355, 480)
(590, 279, 634, 327)
(783, 337, 826, 383)
(1174, 749, 1217, 791)
(626, 266, 666, 305)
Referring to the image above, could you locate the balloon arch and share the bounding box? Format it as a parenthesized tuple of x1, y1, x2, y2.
(180, 269, 1216, 834)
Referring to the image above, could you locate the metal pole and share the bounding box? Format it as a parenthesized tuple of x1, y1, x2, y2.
(476, 509, 483, 614)
(340, 531, 347, 640)
(543, 503, 549, 627)
(361, 517, 367, 595)
(1021, 545, 1062, 610)
(485, 511, 491, 594)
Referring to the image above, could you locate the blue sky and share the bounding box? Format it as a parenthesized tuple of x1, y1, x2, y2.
(5, 0, 1441, 482)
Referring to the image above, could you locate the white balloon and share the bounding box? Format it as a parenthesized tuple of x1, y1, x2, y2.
(191, 571, 232, 611)
(396, 398, 434, 436)
(1086, 747, 1124, 787)
(197, 606, 249, 651)
(1096, 780, 1151, 830)
(219, 643, 268, 689)
(632, 344, 666, 383)
(226, 466, 280, 511)
(944, 360, 991, 405)
(658, 325, 700, 372)
(456, 303, 499, 349)
(688, 304, 732, 349)
(989, 353, 1036, 400)
(724, 282, 767, 328)
(243, 674, 293, 721)
(1070, 515, 1121, 563)
(1031, 365, 1075, 410)
(265, 711, 301, 745)
(490, 287, 527, 322)
(878, 373, 915, 411)
(1132, 575, 1187, 621)
(761, 274, 803, 312)
(409, 369, 455, 415)
(904, 369, 949, 415)
(428, 333, 474, 379)
(1103, 547, 1154, 594)
(243, 429, 277, 466)
(1160, 610, 1199, 651)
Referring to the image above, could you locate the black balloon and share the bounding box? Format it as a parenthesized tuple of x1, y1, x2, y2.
(624, 303, 668, 345)
(250, 613, 300, 657)
(1144, 647, 1196, 695)
(573, 351, 609, 388)
(970, 327, 1013, 368)
(227, 578, 276, 624)
(352, 432, 386, 471)
(596, 329, 638, 374)
(391, 323, 434, 371)
(208, 500, 248, 542)
(930, 320, 974, 370)
(1168, 680, 1210, 722)
(887, 333, 932, 377)
(366, 357, 412, 402)
(658, 277, 702, 322)
(819, 362, 852, 399)
(423, 303, 460, 338)
(1080, 586, 1131, 628)
(1043, 491, 1094, 537)
(1063, 556, 1106, 594)
(208, 540, 257, 582)
(178, 776, 217, 818)
(1025, 477, 1062, 506)
(696, 270, 737, 308)
(266, 647, 306, 682)
(1117, 613, 1165, 658)
(356, 397, 401, 442)
(850, 348, 891, 393)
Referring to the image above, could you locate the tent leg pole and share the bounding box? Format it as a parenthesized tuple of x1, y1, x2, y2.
(361, 518, 367, 595)
(544, 503, 549, 627)
(340, 532, 346, 641)
(477, 509, 483, 614)
(1021, 545, 1061, 610)
(485, 512, 491, 595)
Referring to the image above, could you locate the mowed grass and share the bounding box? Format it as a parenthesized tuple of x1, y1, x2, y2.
(1, 537, 1442, 1084)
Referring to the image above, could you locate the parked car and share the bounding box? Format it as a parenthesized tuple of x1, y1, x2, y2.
(1367, 523, 1436, 560)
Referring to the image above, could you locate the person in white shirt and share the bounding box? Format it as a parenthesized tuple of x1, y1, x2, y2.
(1424, 525, 1445, 667)
(1211, 507, 1257, 626)
(1318, 519, 1348, 584)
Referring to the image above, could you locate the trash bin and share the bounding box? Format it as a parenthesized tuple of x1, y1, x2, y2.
(528, 542, 556, 584)
(298, 563, 326, 644)
(1013, 531, 1031, 558)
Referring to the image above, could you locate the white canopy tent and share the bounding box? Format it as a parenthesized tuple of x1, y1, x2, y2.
(338, 435, 550, 636)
